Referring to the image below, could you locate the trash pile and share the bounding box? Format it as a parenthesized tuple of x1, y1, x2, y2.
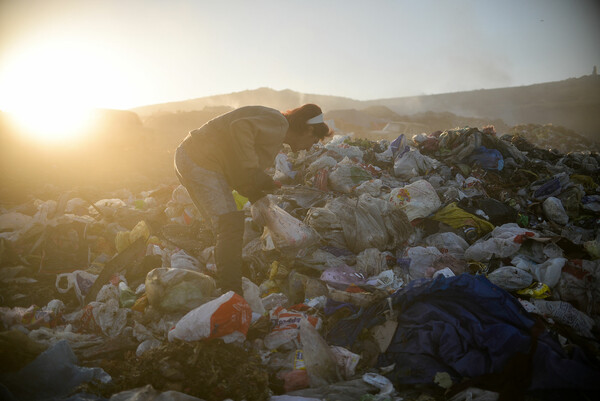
(507, 123, 600, 154)
(1, 125, 599, 401)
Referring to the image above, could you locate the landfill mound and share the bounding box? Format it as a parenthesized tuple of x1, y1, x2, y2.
(1, 125, 599, 401)
(507, 123, 600, 153)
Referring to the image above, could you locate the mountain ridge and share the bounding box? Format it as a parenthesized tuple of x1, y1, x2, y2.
(131, 75, 600, 138)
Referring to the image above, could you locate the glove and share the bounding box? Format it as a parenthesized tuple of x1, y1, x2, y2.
(253, 170, 276, 191)
(236, 170, 275, 203)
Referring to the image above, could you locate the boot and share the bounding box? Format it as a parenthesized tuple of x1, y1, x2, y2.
(214, 210, 245, 294)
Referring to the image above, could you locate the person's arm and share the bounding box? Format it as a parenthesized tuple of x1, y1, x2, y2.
(227, 113, 286, 200)
(227, 113, 286, 170)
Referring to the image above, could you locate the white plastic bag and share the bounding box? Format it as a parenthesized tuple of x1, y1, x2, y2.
(512, 256, 566, 288)
(393, 148, 439, 180)
(325, 136, 364, 160)
(168, 291, 252, 343)
(531, 299, 595, 338)
(145, 268, 216, 312)
(543, 197, 569, 225)
(56, 270, 98, 305)
(406, 246, 442, 279)
(388, 179, 442, 221)
(486, 266, 533, 291)
(242, 277, 266, 315)
(88, 284, 129, 338)
(354, 179, 383, 197)
(170, 249, 201, 272)
(465, 238, 522, 261)
(424, 232, 470, 260)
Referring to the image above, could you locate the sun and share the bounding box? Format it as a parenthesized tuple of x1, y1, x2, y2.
(0, 38, 115, 143)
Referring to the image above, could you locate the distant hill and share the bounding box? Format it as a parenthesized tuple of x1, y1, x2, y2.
(132, 75, 600, 139)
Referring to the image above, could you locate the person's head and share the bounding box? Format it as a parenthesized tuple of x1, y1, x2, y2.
(282, 104, 332, 152)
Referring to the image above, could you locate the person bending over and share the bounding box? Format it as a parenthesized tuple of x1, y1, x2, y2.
(174, 104, 331, 293)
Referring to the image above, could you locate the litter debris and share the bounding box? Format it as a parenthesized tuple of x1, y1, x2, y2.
(1, 124, 599, 400)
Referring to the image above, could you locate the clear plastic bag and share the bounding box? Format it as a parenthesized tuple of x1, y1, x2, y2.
(300, 318, 341, 387)
(145, 267, 216, 313)
(251, 197, 320, 256)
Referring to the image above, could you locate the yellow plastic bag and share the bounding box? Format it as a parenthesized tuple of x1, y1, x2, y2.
(115, 231, 131, 253)
(517, 282, 551, 299)
(129, 220, 150, 243)
(432, 203, 495, 236)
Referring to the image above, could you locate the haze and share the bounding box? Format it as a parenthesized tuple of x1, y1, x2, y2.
(1, 0, 599, 114)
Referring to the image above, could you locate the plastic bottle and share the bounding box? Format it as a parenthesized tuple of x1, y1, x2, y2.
(462, 226, 478, 244)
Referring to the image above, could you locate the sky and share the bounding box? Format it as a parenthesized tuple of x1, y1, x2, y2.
(0, 0, 599, 112)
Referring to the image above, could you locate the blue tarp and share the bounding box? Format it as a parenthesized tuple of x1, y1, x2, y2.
(327, 274, 600, 390)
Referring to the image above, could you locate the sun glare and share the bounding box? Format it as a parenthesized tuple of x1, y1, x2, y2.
(0, 37, 119, 143)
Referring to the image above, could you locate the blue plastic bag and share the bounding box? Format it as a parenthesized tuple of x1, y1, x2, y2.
(466, 146, 504, 170)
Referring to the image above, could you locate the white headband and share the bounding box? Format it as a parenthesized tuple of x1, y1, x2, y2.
(306, 114, 324, 124)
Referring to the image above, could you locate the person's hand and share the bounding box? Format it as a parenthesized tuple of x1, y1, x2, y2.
(236, 170, 275, 203)
(253, 170, 276, 191)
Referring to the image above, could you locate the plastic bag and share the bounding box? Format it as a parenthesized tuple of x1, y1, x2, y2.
(115, 220, 151, 252)
(362, 372, 396, 400)
(145, 268, 216, 313)
(424, 232, 470, 259)
(0, 212, 33, 232)
(264, 307, 322, 350)
(393, 148, 439, 179)
(325, 136, 364, 160)
(251, 197, 319, 256)
(308, 155, 338, 174)
(531, 299, 595, 338)
(87, 284, 130, 337)
(274, 153, 298, 183)
(542, 197, 569, 225)
(406, 246, 442, 279)
(388, 179, 442, 221)
(466, 146, 504, 171)
(432, 203, 495, 238)
(56, 270, 98, 305)
(512, 256, 566, 288)
(170, 249, 201, 271)
(300, 318, 341, 387)
(584, 235, 600, 260)
(354, 179, 383, 197)
(320, 265, 367, 289)
(171, 184, 194, 205)
(328, 159, 373, 193)
(355, 248, 390, 277)
(330, 346, 360, 379)
(0, 340, 111, 400)
(555, 260, 600, 315)
(486, 266, 533, 291)
(465, 238, 522, 261)
(168, 291, 251, 343)
(242, 277, 266, 315)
